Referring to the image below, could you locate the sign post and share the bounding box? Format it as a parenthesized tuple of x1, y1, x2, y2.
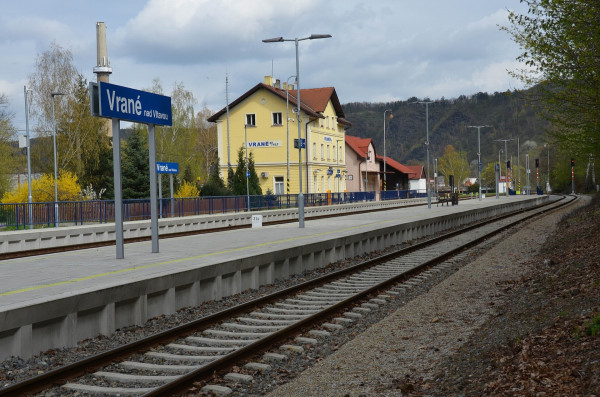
(91, 81, 171, 258)
(156, 162, 179, 217)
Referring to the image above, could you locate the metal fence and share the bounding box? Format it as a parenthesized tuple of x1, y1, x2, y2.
(0, 189, 417, 230)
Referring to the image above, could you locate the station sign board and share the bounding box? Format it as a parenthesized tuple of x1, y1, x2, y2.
(90, 82, 172, 126)
(156, 161, 179, 174)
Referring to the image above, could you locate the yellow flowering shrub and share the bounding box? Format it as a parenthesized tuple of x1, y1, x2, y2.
(1, 171, 82, 203)
(174, 181, 199, 198)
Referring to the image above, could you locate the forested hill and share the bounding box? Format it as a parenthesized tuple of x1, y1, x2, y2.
(342, 89, 551, 168)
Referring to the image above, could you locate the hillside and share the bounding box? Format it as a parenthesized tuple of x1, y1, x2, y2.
(342, 89, 551, 170)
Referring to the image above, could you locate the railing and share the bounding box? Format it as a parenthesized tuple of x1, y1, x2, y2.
(0, 190, 417, 230)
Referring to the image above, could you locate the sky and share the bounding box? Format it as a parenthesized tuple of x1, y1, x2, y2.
(0, 0, 530, 134)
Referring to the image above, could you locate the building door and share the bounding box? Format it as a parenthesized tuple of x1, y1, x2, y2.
(274, 176, 284, 195)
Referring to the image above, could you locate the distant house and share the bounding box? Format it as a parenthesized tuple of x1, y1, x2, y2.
(406, 165, 426, 193)
(376, 155, 411, 191)
(344, 135, 380, 195)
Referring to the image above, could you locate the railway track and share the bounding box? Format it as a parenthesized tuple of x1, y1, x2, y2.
(0, 195, 575, 396)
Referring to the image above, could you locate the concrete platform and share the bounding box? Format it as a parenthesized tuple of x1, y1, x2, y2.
(0, 195, 549, 360)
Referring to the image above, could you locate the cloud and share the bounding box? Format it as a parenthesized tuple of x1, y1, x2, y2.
(112, 0, 321, 64)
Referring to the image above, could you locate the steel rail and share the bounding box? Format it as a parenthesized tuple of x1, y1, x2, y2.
(0, 195, 573, 396)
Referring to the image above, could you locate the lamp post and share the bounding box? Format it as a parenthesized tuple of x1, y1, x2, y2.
(263, 33, 331, 228)
(433, 158, 438, 196)
(51, 92, 65, 226)
(468, 125, 491, 201)
(336, 139, 344, 195)
(414, 101, 433, 208)
(383, 109, 392, 191)
(285, 75, 296, 195)
(494, 138, 515, 196)
(244, 124, 250, 212)
(24, 87, 33, 229)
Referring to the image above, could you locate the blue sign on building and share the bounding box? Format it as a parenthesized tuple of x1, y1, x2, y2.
(156, 162, 179, 174)
(97, 82, 172, 126)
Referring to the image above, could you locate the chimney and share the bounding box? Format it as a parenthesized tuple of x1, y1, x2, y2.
(264, 76, 273, 86)
(93, 22, 113, 137)
(274, 79, 281, 89)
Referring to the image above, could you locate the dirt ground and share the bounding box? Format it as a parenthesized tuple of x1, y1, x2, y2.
(415, 194, 600, 396)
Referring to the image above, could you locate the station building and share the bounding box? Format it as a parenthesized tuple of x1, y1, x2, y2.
(208, 76, 351, 195)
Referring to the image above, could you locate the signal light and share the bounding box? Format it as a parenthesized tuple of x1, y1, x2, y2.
(506, 160, 511, 169)
(535, 158, 539, 168)
(571, 158, 575, 167)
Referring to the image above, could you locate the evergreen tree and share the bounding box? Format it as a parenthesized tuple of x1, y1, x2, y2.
(247, 152, 262, 196)
(231, 147, 248, 195)
(200, 158, 229, 196)
(122, 126, 149, 199)
(227, 164, 235, 192)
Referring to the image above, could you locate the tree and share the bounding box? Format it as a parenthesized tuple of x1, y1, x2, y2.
(230, 146, 261, 196)
(0, 94, 18, 197)
(503, 0, 600, 157)
(121, 126, 149, 199)
(200, 158, 229, 196)
(438, 145, 470, 189)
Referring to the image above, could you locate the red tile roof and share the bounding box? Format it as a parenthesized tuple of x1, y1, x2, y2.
(405, 165, 425, 180)
(208, 82, 351, 126)
(345, 135, 373, 158)
(375, 155, 413, 174)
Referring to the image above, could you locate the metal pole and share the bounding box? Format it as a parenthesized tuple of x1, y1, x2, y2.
(469, 126, 491, 201)
(158, 174, 162, 218)
(51, 93, 64, 226)
(112, 119, 124, 259)
(425, 103, 430, 208)
(24, 87, 33, 230)
(383, 109, 392, 191)
(245, 124, 250, 212)
(148, 124, 159, 253)
(295, 38, 305, 227)
(286, 75, 295, 195)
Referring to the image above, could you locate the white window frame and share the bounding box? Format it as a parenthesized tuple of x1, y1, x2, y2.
(246, 113, 256, 126)
(313, 142, 317, 159)
(274, 176, 284, 195)
(272, 112, 282, 126)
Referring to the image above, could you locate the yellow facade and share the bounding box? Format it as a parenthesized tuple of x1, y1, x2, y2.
(211, 77, 348, 195)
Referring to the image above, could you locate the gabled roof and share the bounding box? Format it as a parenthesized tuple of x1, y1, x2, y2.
(345, 135, 375, 159)
(208, 82, 351, 126)
(405, 165, 425, 180)
(375, 155, 413, 174)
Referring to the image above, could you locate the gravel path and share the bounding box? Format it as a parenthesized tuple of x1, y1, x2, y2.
(266, 196, 589, 397)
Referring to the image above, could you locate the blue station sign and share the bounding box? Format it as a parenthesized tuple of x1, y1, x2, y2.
(95, 82, 172, 126)
(156, 161, 179, 174)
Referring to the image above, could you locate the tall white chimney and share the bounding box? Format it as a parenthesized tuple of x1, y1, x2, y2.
(93, 22, 113, 136)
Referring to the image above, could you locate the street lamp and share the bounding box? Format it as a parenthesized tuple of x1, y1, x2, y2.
(468, 125, 491, 201)
(263, 33, 332, 228)
(51, 92, 65, 226)
(414, 101, 433, 208)
(336, 139, 344, 195)
(494, 138, 515, 196)
(383, 109, 392, 191)
(24, 87, 33, 229)
(244, 124, 251, 212)
(285, 75, 296, 194)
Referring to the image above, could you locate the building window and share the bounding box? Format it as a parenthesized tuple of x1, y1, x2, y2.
(272, 112, 282, 125)
(326, 116, 329, 129)
(327, 144, 330, 160)
(246, 114, 256, 126)
(274, 176, 284, 195)
(313, 142, 317, 159)
(321, 144, 325, 160)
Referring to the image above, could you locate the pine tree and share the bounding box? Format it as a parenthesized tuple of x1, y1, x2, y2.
(247, 152, 262, 196)
(121, 127, 149, 199)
